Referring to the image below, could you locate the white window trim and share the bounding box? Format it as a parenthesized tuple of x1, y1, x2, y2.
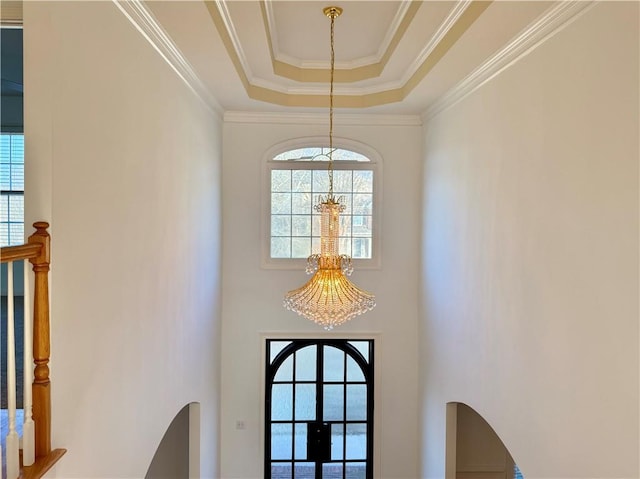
(261, 136, 383, 270)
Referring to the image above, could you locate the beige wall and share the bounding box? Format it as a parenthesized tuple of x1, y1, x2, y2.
(221, 117, 422, 478)
(420, 2, 639, 478)
(24, 2, 223, 477)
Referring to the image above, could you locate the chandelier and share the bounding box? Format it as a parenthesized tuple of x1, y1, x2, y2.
(283, 6, 376, 330)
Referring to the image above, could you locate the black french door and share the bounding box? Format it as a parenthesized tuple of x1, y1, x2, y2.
(265, 339, 374, 479)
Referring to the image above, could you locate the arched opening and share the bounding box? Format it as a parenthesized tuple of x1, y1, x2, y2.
(446, 403, 523, 479)
(146, 402, 200, 479)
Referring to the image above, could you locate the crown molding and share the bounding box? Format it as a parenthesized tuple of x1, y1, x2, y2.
(224, 111, 422, 126)
(424, 0, 596, 121)
(403, 1, 472, 85)
(113, 0, 223, 117)
(263, 0, 414, 71)
(214, 0, 254, 82)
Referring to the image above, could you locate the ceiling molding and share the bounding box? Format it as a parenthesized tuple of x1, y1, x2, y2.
(424, 0, 596, 120)
(113, 0, 223, 116)
(224, 111, 422, 126)
(261, 1, 423, 84)
(263, 0, 415, 71)
(208, 1, 491, 108)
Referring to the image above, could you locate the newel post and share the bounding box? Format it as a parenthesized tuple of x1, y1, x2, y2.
(29, 221, 51, 458)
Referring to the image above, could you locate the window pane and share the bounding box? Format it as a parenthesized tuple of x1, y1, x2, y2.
(346, 385, 366, 420)
(332, 423, 344, 460)
(0, 195, 8, 221)
(353, 171, 373, 192)
(353, 194, 372, 215)
(270, 341, 292, 363)
(339, 238, 352, 257)
(271, 237, 291, 258)
(291, 238, 311, 259)
(294, 423, 308, 460)
(294, 384, 316, 420)
(0, 164, 10, 190)
(271, 463, 292, 479)
(272, 215, 291, 237)
(333, 170, 352, 193)
(272, 170, 291, 192)
(272, 193, 291, 214)
(346, 355, 365, 382)
(295, 346, 316, 381)
(323, 384, 343, 421)
(271, 423, 293, 459)
(274, 355, 293, 382)
(339, 216, 352, 237)
(10, 164, 24, 190)
(345, 424, 367, 459)
(324, 463, 343, 478)
(292, 193, 312, 214)
(272, 384, 293, 420)
(292, 170, 311, 192)
(352, 238, 371, 259)
(345, 462, 367, 479)
(312, 170, 329, 193)
(348, 342, 370, 363)
(311, 215, 321, 236)
(9, 223, 23, 243)
(294, 463, 314, 478)
(291, 216, 311, 236)
(323, 346, 344, 382)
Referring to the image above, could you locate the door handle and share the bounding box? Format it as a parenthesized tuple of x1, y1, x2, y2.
(307, 422, 331, 462)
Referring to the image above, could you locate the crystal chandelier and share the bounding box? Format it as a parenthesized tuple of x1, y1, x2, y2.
(283, 6, 376, 330)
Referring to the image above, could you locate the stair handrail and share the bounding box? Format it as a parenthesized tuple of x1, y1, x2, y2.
(0, 221, 53, 461)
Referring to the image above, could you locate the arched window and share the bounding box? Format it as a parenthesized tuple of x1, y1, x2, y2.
(264, 139, 380, 269)
(265, 339, 374, 479)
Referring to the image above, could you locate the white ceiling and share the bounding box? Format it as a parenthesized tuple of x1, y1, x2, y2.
(141, 0, 569, 115)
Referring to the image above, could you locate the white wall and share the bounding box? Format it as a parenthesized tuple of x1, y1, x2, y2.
(24, 2, 222, 477)
(420, 3, 638, 478)
(221, 117, 422, 478)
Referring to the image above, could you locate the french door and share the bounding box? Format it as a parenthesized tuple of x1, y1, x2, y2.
(265, 339, 374, 479)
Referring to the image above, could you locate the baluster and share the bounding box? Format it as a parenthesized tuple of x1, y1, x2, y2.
(30, 221, 51, 458)
(6, 261, 20, 478)
(23, 258, 35, 466)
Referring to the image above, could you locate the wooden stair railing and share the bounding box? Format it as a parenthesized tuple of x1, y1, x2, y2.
(1, 222, 66, 478)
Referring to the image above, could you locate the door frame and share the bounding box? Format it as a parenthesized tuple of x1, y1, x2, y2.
(260, 332, 383, 479)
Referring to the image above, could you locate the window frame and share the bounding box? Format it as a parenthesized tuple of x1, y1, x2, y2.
(262, 137, 382, 270)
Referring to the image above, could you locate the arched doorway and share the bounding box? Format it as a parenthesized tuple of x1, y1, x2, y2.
(265, 339, 374, 479)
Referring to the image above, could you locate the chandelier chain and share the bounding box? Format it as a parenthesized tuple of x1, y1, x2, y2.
(328, 8, 336, 197)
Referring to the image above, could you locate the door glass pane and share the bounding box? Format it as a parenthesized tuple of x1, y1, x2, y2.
(345, 424, 367, 459)
(275, 355, 293, 382)
(294, 462, 315, 479)
(323, 384, 344, 421)
(272, 423, 293, 459)
(270, 341, 292, 363)
(323, 463, 343, 478)
(294, 384, 316, 420)
(295, 346, 316, 381)
(345, 462, 366, 479)
(331, 423, 344, 460)
(271, 462, 292, 479)
(346, 384, 366, 420)
(348, 341, 369, 363)
(294, 423, 307, 460)
(272, 384, 293, 420)
(346, 355, 364, 382)
(323, 346, 344, 382)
